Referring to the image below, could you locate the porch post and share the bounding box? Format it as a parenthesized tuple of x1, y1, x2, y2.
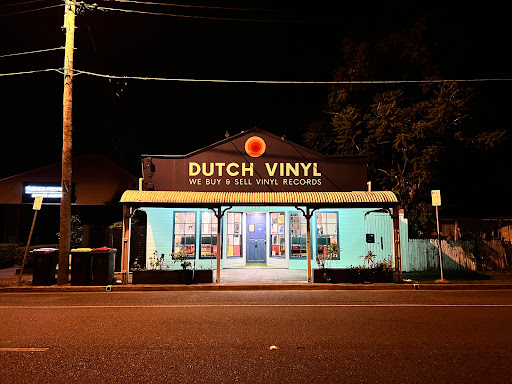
(210, 206, 232, 284)
(216, 212, 222, 284)
(296, 206, 315, 283)
(121, 205, 131, 284)
(392, 207, 402, 283)
(306, 208, 312, 283)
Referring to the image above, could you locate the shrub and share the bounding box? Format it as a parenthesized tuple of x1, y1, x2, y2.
(0, 244, 19, 269)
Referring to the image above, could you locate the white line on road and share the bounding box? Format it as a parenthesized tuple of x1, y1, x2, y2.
(1, 304, 512, 309)
(0, 348, 48, 352)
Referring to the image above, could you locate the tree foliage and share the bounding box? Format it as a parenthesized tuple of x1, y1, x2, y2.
(304, 20, 505, 237)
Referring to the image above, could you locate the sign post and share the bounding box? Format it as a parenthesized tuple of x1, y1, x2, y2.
(431, 190, 443, 281)
(18, 196, 43, 285)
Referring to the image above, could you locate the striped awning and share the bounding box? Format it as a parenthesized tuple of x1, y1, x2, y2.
(120, 190, 398, 207)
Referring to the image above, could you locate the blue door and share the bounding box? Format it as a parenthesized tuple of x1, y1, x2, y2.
(247, 213, 266, 263)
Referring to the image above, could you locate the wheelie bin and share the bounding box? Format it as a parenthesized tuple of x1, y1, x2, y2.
(90, 247, 117, 286)
(70, 248, 93, 286)
(31, 248, 58, 286)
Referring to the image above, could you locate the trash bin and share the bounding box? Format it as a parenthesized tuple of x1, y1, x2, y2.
(31, 248, 58, 286)
(70, 248, 93, 286)
(90, 247, 117, 286)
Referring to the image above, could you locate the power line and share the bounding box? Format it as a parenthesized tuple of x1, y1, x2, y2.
(0, 0, 54, 8)
(103, 0, 276, 12)
(0, 68, 62, 77)
(95, 5, 298, 23)
(0, 46, 64, 59)
(72, 69, 512, 84)
(2, 67, 511, 85)
(0, 3, 62, 16)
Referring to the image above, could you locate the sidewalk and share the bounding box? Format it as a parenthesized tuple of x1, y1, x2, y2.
(1, 267, 512, 292)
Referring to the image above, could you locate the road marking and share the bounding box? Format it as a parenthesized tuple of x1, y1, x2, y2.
(0, 348, 48, 352)
(1, 304, 512, 309)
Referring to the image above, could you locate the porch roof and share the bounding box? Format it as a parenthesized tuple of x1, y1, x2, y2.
(120, 190, 398, 208)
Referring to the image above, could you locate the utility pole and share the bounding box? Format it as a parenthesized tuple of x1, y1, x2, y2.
(58, 0, 75, 285)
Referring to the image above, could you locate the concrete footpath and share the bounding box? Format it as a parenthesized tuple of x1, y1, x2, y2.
(1, 267, 512, 292)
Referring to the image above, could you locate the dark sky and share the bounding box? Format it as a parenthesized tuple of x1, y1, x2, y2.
(1, 1, 511, 214)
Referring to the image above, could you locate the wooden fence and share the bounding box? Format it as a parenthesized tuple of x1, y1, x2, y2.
(403, 239, 512, 272)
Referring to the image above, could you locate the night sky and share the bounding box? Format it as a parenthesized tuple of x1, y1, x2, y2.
(1, 1, 511, 214)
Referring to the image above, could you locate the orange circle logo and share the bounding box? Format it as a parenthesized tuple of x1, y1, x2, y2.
(245, 136, 266, 157)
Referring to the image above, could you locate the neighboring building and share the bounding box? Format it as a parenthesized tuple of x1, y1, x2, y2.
(119, 129, 406, 282)
(0, 155, 137, 248)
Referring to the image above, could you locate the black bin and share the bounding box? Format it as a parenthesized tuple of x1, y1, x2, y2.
(71, 248, 93, 286)
(91, 247, 117, 286)
(31, 248, 58, 286)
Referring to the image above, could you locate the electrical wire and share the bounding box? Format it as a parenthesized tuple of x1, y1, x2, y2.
(0, 68, 62, 77)
(0, 3, 62, 16)
(72, 69, 512, 84)
(103, 0, 276, 12)
(0, 46, 64, 59)
(0, 0, 54, 8)
(95, 6, 297, 23)
(1, 67, 511, 86)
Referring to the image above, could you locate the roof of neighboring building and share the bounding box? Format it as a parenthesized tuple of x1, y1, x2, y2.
(0, 155, 137, 205)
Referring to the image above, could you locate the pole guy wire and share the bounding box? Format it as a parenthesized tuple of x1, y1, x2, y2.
(0, 46, 64, 59)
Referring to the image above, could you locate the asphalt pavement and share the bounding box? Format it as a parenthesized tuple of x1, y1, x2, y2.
(1, 290, 512, 383)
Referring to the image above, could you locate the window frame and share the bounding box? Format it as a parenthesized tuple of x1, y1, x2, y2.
(173, 211, 196, 259)
(290, 211, 308, 259)
(199, 211, 218, 259)
(316, 211, 340, 260)
(226, 212, 243, 259)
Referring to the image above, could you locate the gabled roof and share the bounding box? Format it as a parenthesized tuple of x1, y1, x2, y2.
(142, 127, 359, 161)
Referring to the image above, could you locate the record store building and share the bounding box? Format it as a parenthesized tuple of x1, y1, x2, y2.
(119, 129, 406, 283)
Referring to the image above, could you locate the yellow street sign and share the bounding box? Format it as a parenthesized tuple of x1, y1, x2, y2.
(431, 190, 441, 207)
(33, 196, 43, 211)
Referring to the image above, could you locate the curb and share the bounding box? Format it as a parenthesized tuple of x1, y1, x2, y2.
(2, 283, 512, 292)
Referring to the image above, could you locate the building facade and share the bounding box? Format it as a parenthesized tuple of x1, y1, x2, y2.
(120, 129, 404, 282)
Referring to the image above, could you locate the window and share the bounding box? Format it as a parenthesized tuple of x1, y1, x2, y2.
(200, 211, 218, 258)
(226, 212, 242, 258)
(271, 212, 286, 257)
(290, 212, 307, 258)
(316, 212, 339, 259)
(174, 212, 196, 258)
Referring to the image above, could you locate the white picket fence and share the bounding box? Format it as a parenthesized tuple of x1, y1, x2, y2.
(403, 239, 477, 272)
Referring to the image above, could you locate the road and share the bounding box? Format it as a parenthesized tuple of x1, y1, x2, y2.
(1, 290, 512, 383)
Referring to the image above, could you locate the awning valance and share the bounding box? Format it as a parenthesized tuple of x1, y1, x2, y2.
(120, 190, 398, 207)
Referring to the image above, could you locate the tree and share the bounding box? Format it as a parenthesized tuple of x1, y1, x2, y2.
(304, 20, 505, 237)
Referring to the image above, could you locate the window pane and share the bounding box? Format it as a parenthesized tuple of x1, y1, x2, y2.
(327, 223, 337, 235)
(185, 223, 195, 234)
(175, 212, 185, 223)
(327, 213, 337, 221)
(201, 211, 211, 222)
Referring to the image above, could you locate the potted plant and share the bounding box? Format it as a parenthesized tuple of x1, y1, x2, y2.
(357, 252, 394, 283)
(132, 250, 193, 284)
(313, 243, 349, 283)
(313, 247, 394, 284)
